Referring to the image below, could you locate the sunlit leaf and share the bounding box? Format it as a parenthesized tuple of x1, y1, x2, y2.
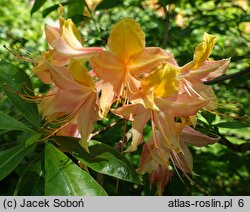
(54, 136, 141, 184)
(42, 1, 73, 18)
(45, 142, 107, 196)
(31, 0, 47, 15)
(201, 111, 216, 125)
(215, 121, 250, 129)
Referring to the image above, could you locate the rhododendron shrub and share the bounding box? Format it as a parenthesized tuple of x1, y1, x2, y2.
(1, 3, 240, 196)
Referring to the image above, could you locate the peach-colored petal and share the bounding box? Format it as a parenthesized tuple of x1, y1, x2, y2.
(154, 110, 182, 152)
(155, 94, 209, 117)
(45, 25, 60, 46)
(128, 47, 171, 76)
(98, 82, 115, 116)
(57, 123, 80, 137)
(180, 126, 219, 146)
(77, 93, 99, 151)
(188, 59, 230, 82)
(45, 63, 80, 90)
(40, 89, 84, 117)
(137, 133, 172, 195)
(171, 140, 193, 174)
(180, 79, 217, 111)
(52, 38, 102, 57)
(112, 103, 151, 152)
(90, 51, 124, 84)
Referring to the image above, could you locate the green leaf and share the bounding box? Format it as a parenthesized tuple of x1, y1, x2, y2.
(201, 111, 216, 125)
(45, 142, 107, 196)
(31, 0, 47, 15)
(0, 143, 35, 181)
(42, 1, 73, 18)
(71, 15, 90, 25)
(14, 158, 45, 195)
(54, 136, 141, 184)
(0, 60, 40, 130)
(214, 121, 250, 129)
(0, 111, 35, 132)
(68, 0, 84, 17)
(95, 0, 123, 10)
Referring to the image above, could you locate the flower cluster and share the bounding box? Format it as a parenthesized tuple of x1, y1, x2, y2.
(33, 10, 230, 194)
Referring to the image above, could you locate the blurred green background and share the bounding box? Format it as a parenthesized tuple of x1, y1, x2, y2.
(0, 0, 249, 195)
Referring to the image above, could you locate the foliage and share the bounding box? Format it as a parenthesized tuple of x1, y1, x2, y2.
(0, 0, 249, 196)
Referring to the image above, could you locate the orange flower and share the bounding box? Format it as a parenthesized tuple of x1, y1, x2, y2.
(179, 33, 230, 110)
(137, 127, 218, 195)
(39, 59, 99, 150)
(90, 18, 171, 116)
(45, 16, 102, 57)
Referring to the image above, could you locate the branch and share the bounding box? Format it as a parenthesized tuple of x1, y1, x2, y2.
(204, 67, 250, 85)
(92, 118, 123, 137)
(161, 4, 170, 48)
(218, 135, 250, 152)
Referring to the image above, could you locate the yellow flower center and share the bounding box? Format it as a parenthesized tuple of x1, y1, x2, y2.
(141, 63, 180, 98)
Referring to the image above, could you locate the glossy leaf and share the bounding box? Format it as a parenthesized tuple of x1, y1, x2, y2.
(0, 111, 35, 132)
(31, 0, 47, 15)
(14, 158, 45, 195)
(95, 0, 123, 10)
(0, 60, 40, 130)
(0, 143, 35, 181)
(54, 136, 141, 184)
(215, 121, 250, 129)
(45, 142, 107, 196)
(201, 111, 216, 125)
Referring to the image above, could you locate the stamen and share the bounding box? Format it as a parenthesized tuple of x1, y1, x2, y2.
(3, 45, 35, 63)
(169, 154, 185, 184)
(151, 110, 160, 149)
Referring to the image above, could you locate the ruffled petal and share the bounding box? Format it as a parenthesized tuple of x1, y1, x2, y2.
(127, 108, 150, 152)
(49, 19, 102, 57)
(154, 110, 182, 152)
(45, 63, 80, 90)
(98, 82, 116, 116)
(40, 89, 84, 117)
(188, 59, 230, 82)
(180, 126, 219, 146)
(68, 59, 95, 89)
(108, 18, 145, 63)
(155, 94, 208, 117)
(45, 25, 61, 46)
(90, 51, 124, 84)
(77, 93, 99, 151)
(180, 79, 218, 111)
(171, 140, 193, 174)
(192, 32, 216, 70)
(112, 103, 150, 151)
(140, 63, 179, 98)
(128, 47, 171, 76)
